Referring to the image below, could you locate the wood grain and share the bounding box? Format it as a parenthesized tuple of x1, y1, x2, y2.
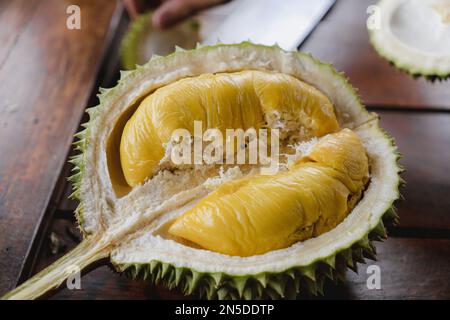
(0, 1, 40, 67)
(377, 110, 450, 230)
(322, 237, 450, 299)
(300, 0, 450, 110)
(0, 0, 119, 295)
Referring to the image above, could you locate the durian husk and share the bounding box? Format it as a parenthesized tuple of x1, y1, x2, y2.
(120, 12, 199, 70)
(369, 0, 450, 81)
(2, 42, 402, 300)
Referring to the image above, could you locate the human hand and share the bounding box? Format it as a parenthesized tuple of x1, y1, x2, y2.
(124, 0, 228, 29)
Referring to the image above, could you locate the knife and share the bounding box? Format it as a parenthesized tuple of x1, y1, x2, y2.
(199, 0, 336, 50)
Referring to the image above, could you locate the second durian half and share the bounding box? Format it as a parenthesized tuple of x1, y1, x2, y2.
(2, 43, 401, 300)
(369, 0, 450, 80)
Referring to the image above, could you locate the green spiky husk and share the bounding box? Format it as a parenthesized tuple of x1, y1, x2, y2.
(120, 13, 200, 70)
(368, 0, 450, 81)
(114, 211, 399, 300)
(69, 42, 403, 299)
(68, 106, 99, 235)
(369, 30, 450, 82)
(120, 13, 152, 70)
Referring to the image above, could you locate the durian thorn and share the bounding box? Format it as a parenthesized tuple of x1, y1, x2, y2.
(268, 277, 286, 298)
(1, 236, 110, 300)
(232, 277, 247, 298)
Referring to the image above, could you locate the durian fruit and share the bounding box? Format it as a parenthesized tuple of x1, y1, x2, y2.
(369, 0, 450, 80)
(2, 43, 401, 300)
(121, 13, 199, 70)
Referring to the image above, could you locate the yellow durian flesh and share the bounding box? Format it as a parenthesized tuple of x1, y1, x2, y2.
(168, 129, 369, 257)
(120, 70, 339, 187)
(296, 128, 369, 194)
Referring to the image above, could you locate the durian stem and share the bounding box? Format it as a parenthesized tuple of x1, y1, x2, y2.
(1, 237, 109, 300)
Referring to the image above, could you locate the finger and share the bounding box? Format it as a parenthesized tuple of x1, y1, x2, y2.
(152, 0, 226, 29)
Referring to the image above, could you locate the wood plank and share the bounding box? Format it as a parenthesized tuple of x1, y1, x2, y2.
(0, 0, 119, 295)
(322, 237, 450, 299)
(377, 110, 450, 230)
(0, 0, 40, 67)
(300, 0, 450, 110)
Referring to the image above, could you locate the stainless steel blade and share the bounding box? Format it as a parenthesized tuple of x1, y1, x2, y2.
(200, 0, 336, 50)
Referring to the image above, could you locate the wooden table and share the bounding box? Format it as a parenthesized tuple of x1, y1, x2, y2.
(1, 0, 449, 299)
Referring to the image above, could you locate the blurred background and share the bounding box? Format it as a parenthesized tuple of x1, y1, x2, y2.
(0, 0, 449, 299)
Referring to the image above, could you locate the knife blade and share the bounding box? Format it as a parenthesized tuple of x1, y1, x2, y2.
(200, 0, 336, 50)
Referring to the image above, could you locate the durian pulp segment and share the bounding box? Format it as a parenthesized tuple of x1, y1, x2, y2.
(119, 70, 339, 187)
(169, 129, 369, 257)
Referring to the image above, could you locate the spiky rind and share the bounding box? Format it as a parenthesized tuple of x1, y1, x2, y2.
(120, 13, 200, 70)
(120, 13, 152, 70)
(114, 217, 392, 299)
(68, 106, 99, 235)
(369, 30, 450, 81)
(368, 0, 450, 81)
(113, 195, 403, 300)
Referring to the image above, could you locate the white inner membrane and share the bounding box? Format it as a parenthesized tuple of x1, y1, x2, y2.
(390, 0, 450, 54)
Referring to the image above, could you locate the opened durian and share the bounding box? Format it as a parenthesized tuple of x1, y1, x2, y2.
(2, 43, 401, 300)
(121, 12, 199, 70)
(369, 0, 450, 79)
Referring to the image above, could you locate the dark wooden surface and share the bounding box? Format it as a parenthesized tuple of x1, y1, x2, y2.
(0, 0, 120, 295)
(1, 0, 449, 299)
(378, 111, 450, 231)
